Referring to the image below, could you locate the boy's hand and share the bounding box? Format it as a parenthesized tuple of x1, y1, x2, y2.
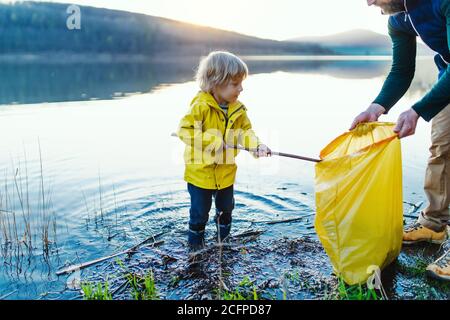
(255, 144, 272, 158)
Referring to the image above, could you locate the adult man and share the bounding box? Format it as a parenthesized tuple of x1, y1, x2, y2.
(350, 0, 450, 281)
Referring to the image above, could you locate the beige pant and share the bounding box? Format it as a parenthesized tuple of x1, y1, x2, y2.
(418, 104, 450, 232)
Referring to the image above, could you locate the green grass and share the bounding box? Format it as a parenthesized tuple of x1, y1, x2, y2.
(401, 260, 429, 277)
(337, 277, 382, 300)
(81, 281, 113, 300)
(169, 275, 181, 288)
(81, 258, 159, 300)
(284, 270, 301, 283)
(127, 270, 159, 300)
(216, 276, 259, 300)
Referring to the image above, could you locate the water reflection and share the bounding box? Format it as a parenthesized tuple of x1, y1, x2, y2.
(0, 56, 437, 106)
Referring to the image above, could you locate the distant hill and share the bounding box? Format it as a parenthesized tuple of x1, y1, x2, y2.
(0, 1, 332, 58)
(290, 29, 434, 56)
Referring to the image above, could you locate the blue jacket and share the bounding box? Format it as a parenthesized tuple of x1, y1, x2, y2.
(389, 0, 449, 74)
(374, 0, 450, 121)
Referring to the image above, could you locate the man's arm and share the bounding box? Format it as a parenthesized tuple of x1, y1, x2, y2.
(410, 0, 450, 121)
(372, 20, 417, 113)
(349, 19, 416, 131)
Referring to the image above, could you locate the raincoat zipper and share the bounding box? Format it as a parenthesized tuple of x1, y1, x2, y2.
(223, 106, 244, 140)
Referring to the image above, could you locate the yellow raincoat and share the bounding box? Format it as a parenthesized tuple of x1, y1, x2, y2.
(177, 91, 260, 190)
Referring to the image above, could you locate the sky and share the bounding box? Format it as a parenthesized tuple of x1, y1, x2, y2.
(3, 0, 391, 40)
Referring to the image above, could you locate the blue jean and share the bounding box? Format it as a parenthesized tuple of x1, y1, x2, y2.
(187, 183, 234, 247)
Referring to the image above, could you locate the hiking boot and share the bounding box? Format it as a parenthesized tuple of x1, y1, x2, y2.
(402, 223, 447, 245)
(426, 244, 450, 281)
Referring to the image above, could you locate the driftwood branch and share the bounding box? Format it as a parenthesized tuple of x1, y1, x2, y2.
(56, 232, 166, 276)
(404, 214, 419, 219)
(233, 230, 264, 239)
(265, 215, 314, 225)
(247, 213, 315, 225)
(403, 201, 424, 209)
(0, 290, 17, 300)
(0, 209, 15, 214)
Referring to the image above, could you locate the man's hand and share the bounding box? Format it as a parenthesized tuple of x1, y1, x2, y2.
(349, 103, 386, 130)
(255, 144, 272, 158)
(394, 108, 419, 139)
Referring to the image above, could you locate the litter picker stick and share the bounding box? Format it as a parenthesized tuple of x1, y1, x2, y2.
(231, 144, 321, 163)
(171, 133, 321, 163)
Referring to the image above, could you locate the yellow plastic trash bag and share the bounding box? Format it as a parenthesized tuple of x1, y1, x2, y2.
(314, 122, 403, 285)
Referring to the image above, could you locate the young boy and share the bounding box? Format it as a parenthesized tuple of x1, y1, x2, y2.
(177, 51, 271, 250)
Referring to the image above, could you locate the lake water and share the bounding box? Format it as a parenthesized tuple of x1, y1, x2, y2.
(0, 56, 442, 299)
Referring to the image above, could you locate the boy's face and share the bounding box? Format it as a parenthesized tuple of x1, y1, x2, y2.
(214, 77, 244, 104)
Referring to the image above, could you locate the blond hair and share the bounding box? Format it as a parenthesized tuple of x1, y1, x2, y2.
(195, 51, 249, 93)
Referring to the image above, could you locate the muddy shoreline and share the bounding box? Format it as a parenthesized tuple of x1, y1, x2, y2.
(70, 225, 450, 300)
